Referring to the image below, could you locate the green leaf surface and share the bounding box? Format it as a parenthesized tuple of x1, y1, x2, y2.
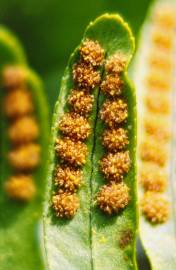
(0, 27, 49, 270)
(44, 14, 137, 270)
(132, 0, 176, 269)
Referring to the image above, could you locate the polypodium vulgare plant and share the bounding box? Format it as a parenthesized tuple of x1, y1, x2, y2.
(43, 14, 137, 270)
(0, 27, 49, 270)
(133, 0, 176, 268)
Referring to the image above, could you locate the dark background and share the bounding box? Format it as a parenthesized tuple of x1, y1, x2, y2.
(0, 0, 152, 113)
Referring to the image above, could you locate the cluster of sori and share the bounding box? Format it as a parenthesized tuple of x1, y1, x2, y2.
(3, 66, 40, 201)
(140, 5, 176, 224)
(52, 39, 104, 218)
(96, 53, 131, 215)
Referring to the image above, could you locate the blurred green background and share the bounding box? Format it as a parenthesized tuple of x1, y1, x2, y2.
(0, 0, 152, 114)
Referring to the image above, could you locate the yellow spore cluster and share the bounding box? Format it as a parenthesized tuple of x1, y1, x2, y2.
(105, 53, 126, 74)
(97, 52, 130, 214)
(2, 66, 40, 201)
(59, 112, 91, 141)
(102, 128, 129, 152)
(5, 175, 36, 201)
(149, 52, 172, 71)
(100, 151, 131, 182)
(101, 74, 123, 96)
(52, 192, 80, 218)
(55, 165, 82, 192)
(68, 89, 94, 115)
(141, 192, 169, 223)
(4, 88, 34, 118)
(144, 115, 170, 142)
(73, 62, 101, 89)
(3, 66, 26, 89)
(146, 71, 171, 91)
(55, 137, 87, 167)
(152, 30, 173, 50)
(53, 39, 104, 218)
(100, 99, 128, 127)
(139, 5, 175, 224)
(9, 143, 41, 171)
(80, 39, 104, 66)
(140, 139, 167, 167)
(97, 182, 130, 215)
(8, 116, 39, 144)
(140, 163, 167, 192)
(145, 92, 170, 114)
(154, 5, 176, 29)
